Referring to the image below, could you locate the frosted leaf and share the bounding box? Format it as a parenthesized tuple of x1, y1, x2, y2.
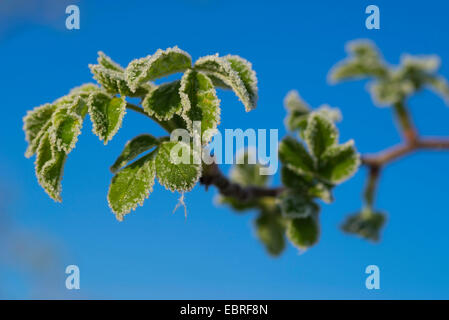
(110, 134, 159, 173)
(304, 113, 338, 159)
(194, 54, 258, 111)
(284, 90, 310, 113)
(315, 105, 342, 122)
(279, 192, 319, 219)
(286, 213, 320, 250)
(23, 103, 57, 158)
(49, 97, 85, 154)
(255, 213, 286, 256)
(230, 150, 268, 187)
(428, 76, 449, 103)
(180, 70, 220, 144)
(35, 132, 67, 202)
(341, 210, 386, 242)
(225, 55, 258, 110)
(142, 80, 183, 121)
(329, 40, 388, 83)
(155, 141, 201, 192)
(278, 136, 314, 175)
(97, 51, 124, 72)
(125, 46, 192, 92)
(400, 54, 440, 73)
(90, 64, 150, 97)
(88, 91, 127, 144)
(319, 140, 360, 184)
(108, 150, 157, 220)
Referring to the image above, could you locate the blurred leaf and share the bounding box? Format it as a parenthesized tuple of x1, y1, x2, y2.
(230, 150, 268, 187)
(304, 113, 338, 159)
(341, 210, 386, 242)
(329, 40, 388, 82)
(255, 212, 286, 256)
(278, 192, 319, 219)
(319, 140, 360, 184)
(279, 136, 314, 175)
(286, 213, 320, 250)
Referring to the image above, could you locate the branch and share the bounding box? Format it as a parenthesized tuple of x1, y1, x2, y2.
(200, 162, 284, 202)
(362, 137, 449, 167)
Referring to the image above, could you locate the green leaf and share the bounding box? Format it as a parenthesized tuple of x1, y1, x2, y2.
(329, 40, 388, 82)
(97, 51, 124, 72)
(49, 97, 85, 154)
(110, 134, 159, 173)
(35, 132, 67, 202)
(279, 136, 314, 175)
(315, 104, 342, 123)
(304, 113, 338, 159)
(180, 70, 220, 144)
(255, 212, 286, 256)
(428, 76, 449, 103)
(225, 55, 258, 111)
(319, 140, 360, 184)
(155, 141, 201, 192)
(142, 80, 183, 121)
(68, 83, 101, 100)
(341, 210, 386, 242)
(108, 150, 157, 220)
(369, 75, 411, 106)
(286, 213, 320, 250)
(308, 183, 333, 203)
(23, 103, 57, 158)
(88, 91, 127, 144)
(230, 150, 268, 187)
(283, 90, 310, 131)
(279, 192, 319, 219)
(217, 195, 260, 212)
(90, 63, 151, 97)
(280, 166, 313, 192)
(194, 54, 258, 111)
(125, 46, 191, 92)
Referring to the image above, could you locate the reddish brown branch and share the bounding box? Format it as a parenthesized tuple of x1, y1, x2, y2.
(361, 137, 449, 167)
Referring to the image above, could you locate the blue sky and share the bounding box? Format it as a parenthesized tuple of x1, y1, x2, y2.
(1, 0, 449, 299)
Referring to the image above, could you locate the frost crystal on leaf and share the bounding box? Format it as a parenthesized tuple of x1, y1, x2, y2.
(49, 97, 85, 154)
(108, 151, 157, 220)
(180, 70, 220, 144)
(88, 91, 127, 144)
(23, 103, 57, 158)
(194, 54, 258, 111)
(142, 80, 183, 121)
(155, 141, 201, 192)
(110, 134, 159, 173)
(319, 140, 360, 184)
(35, 132, 67, 202)
(304, 113, 338, 159)
(125, 46, 192, 93)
